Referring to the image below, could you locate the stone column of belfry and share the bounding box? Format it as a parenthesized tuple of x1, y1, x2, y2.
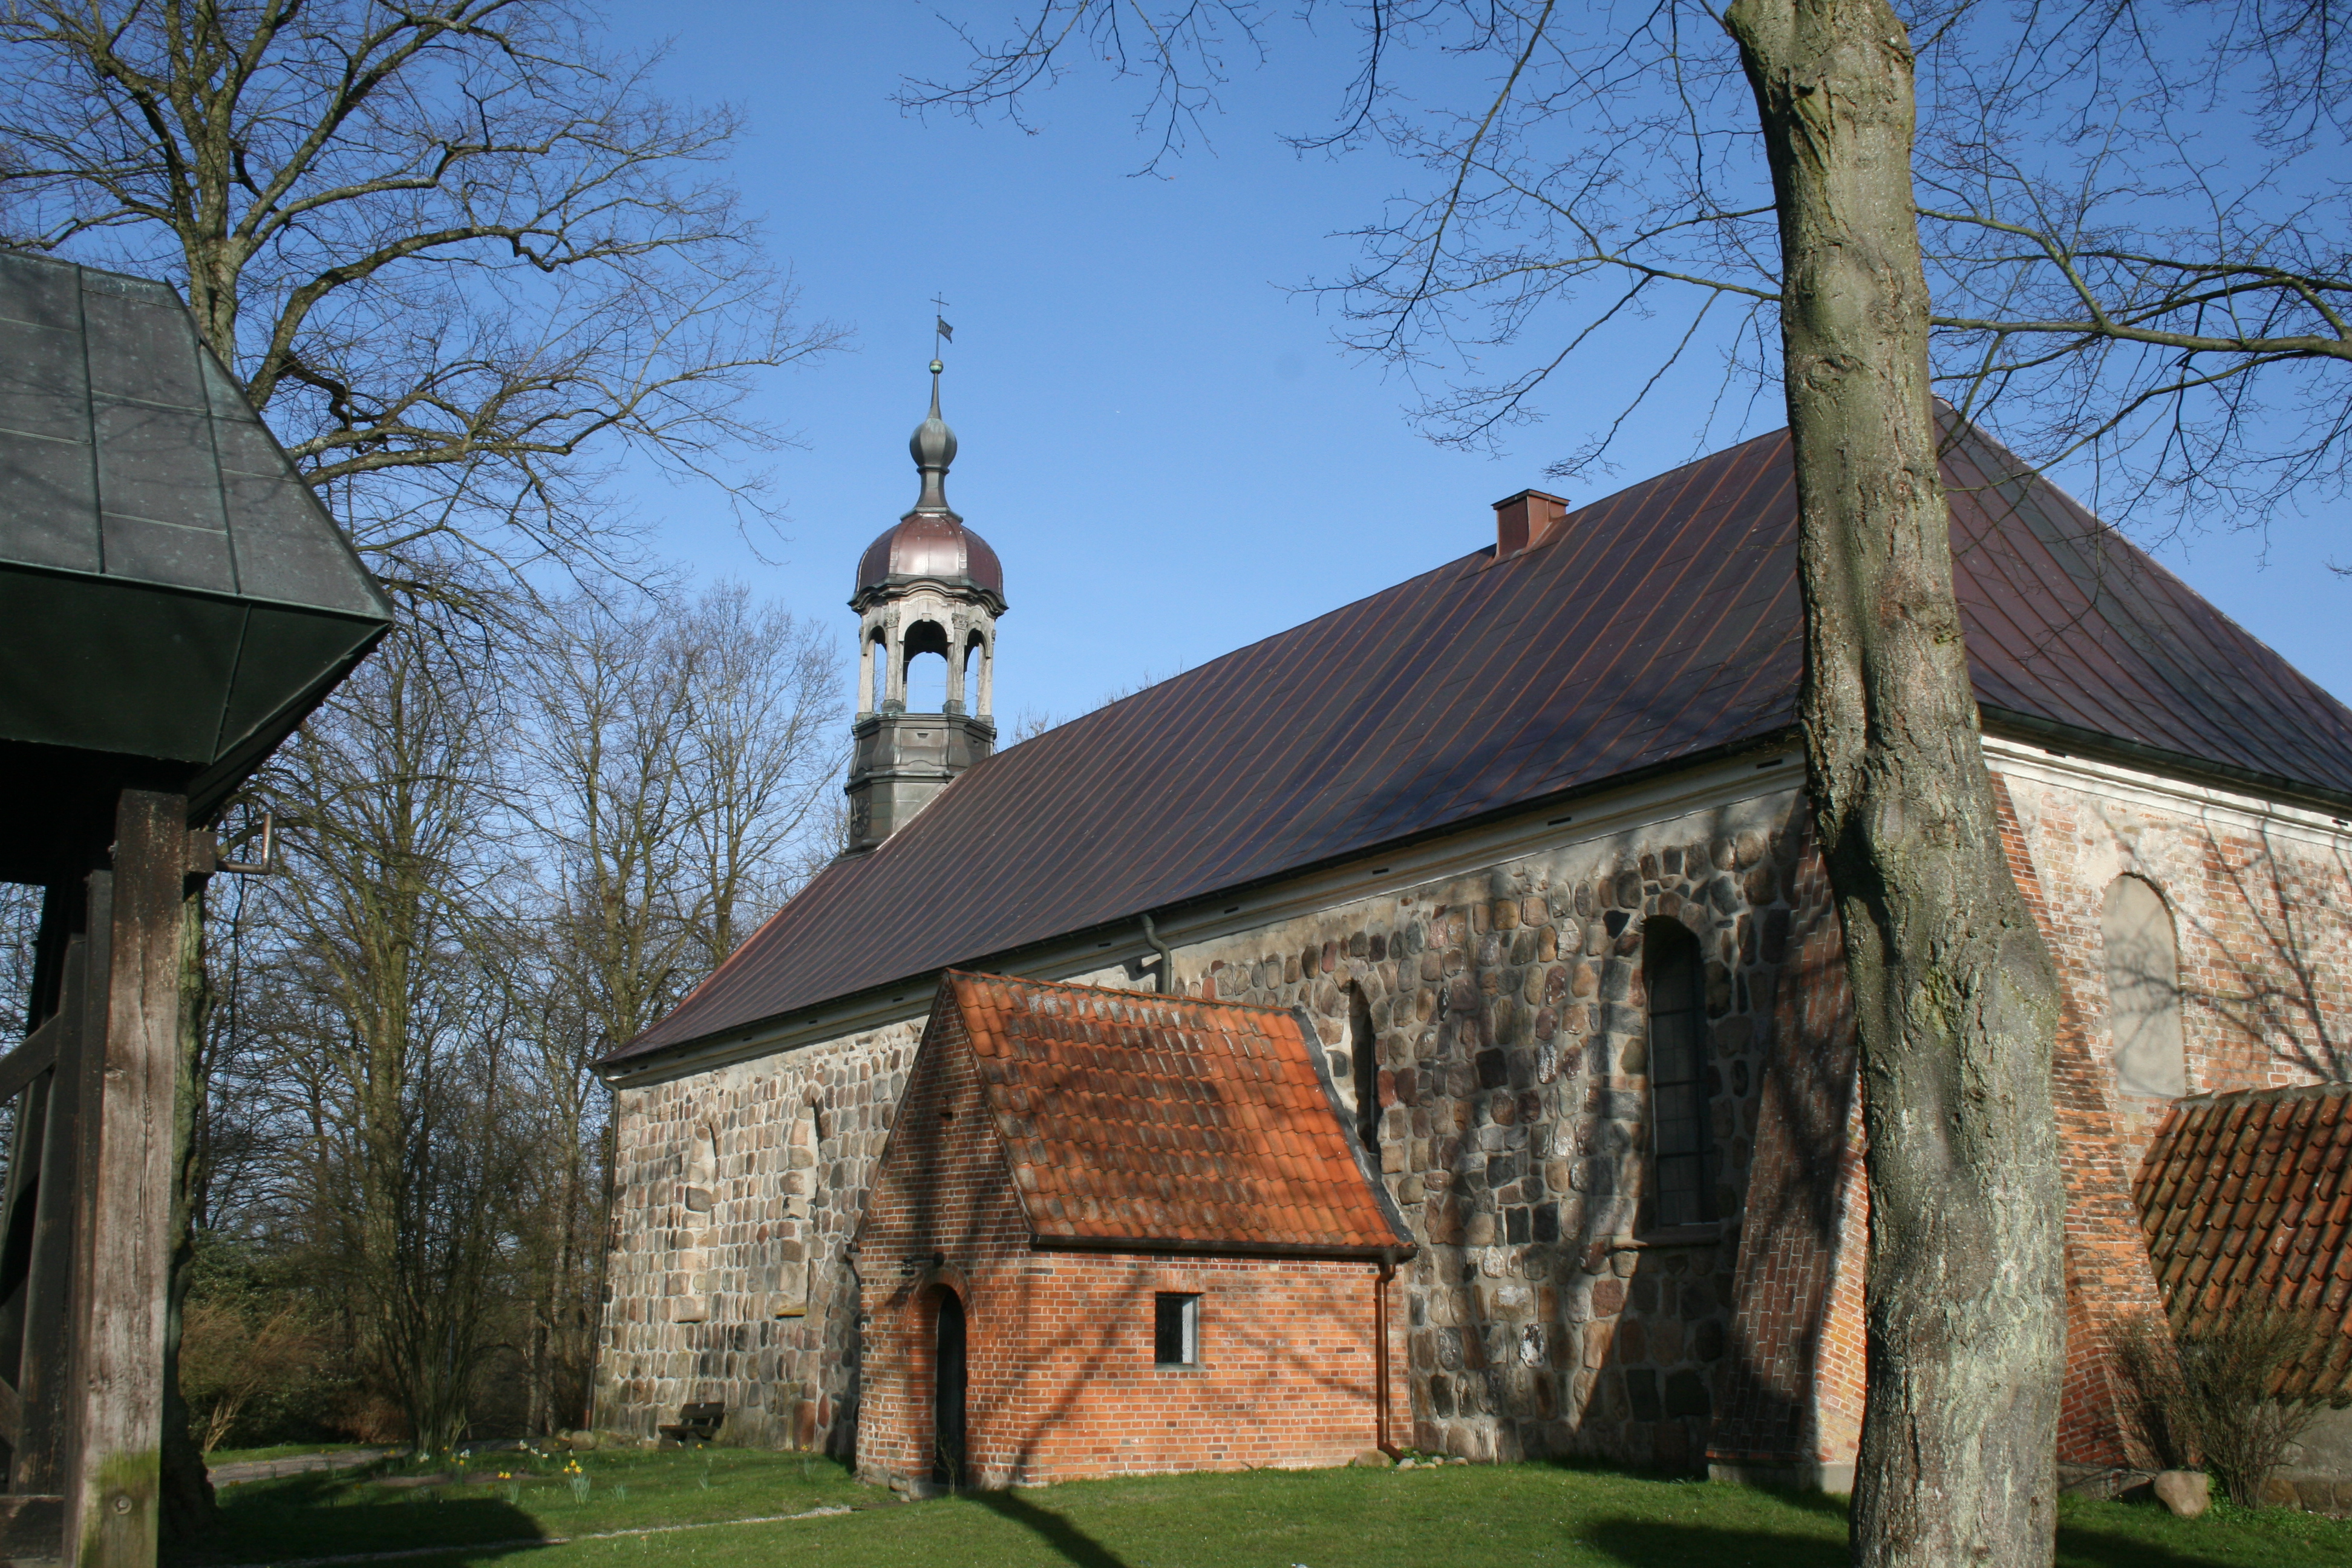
(842, 360, 1009, 854)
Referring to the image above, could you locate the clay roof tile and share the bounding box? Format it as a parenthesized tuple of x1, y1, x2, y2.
(2137, 1083, 2352, 1394)
(902, 972, 1406, 1256)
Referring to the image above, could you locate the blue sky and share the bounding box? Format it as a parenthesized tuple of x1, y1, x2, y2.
(605, 4, 2352, 721)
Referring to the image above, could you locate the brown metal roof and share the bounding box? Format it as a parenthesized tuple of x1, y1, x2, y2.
(2134, 1082, 2352, 1394)
(932, 972, 1410, 1255)
(856, 512, 1004, 601)
(610, 417, 2352, 1067)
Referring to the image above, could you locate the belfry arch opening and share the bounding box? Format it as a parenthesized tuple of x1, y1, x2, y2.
(902, 619, 951, 713)
(962, 630, 990, 717)
(863, 629, 889, 713)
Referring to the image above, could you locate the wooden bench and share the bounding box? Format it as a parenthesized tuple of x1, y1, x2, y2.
(657, 1402, 726, 1446)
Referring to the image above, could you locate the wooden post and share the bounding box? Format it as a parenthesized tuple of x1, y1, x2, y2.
(64, 791, 186, 1568)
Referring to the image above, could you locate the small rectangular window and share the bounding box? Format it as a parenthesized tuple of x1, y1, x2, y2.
(1153, 1292, 1199, 1366)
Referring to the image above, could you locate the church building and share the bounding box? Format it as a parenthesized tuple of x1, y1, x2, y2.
(590, 364, 2352, 1492)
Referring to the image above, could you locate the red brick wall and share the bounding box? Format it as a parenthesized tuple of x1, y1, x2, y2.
(1991, 775, 2174, 1470)
(1993, 756, 2352, 1165)
(1707, 777, 2180, 1483)
(1708, 826, 1868, 1481)
(854, 996, 1412, 1486)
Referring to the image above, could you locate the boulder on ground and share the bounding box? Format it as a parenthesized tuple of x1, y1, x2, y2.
(1351, 1449, 1393, 1468)
(568, 1431, 599, 1452)
(2152, 1471, 2209, 1518)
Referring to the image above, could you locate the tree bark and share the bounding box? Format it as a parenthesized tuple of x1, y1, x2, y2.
(160, 887, 218, 1541)
(1722, 1, 2068, 1561)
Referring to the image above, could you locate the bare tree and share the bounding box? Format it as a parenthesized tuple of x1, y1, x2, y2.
(905, 5, 2348, 1563)
(512, 582, 838, 1430)
(254, 613, 520, 1453)
(0, 0, 846, 1513)
(0, 0, 842, 590)
(519, 584, 841, 1051)
(677, 584, 844, 968)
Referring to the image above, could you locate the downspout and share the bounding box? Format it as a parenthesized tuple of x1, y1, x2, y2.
(1138, 912, 1177, 995)
(1374, 1246, 1402, 1459)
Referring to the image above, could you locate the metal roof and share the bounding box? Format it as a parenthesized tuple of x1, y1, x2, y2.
(856, 513, 1004, 603)
(610, 417, 2352, 1067)
(0, 251, 391, 873)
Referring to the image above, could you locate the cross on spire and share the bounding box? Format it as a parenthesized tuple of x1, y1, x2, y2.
(932, 295, 953, 359)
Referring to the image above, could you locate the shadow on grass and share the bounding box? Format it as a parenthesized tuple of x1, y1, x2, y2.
(965, 1489, 1131, 1568)
(2055, 1525, 2262, 1568)
(1581, 1517, 2246, 1568)
(188, 1471, 550, 1567)
(1581, 1520, 1844, 1567)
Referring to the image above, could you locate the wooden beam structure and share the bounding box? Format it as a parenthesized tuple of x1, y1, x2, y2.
(0, 253, 390, 1567)
(0, 792, 198, 1567)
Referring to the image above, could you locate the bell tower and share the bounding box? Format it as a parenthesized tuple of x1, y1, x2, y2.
(843, 359, 1005, 854)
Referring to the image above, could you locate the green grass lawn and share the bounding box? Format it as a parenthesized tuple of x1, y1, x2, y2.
(176, 1449, 2352, 1568)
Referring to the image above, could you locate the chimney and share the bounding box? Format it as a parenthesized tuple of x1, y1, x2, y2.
(1492, 489, 1569, 558)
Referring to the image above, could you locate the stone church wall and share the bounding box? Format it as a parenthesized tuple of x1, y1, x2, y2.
(595, 747, 2352, 1477)
(594, 1017, 923, 1453)
(598, 782, 1827, 1471)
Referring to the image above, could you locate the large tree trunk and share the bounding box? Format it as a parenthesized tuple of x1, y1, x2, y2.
(162, 887, 218, 1542)
(1722, 1, 2068, 1562)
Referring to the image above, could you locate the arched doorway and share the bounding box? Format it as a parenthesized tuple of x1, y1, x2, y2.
(931, 1287, 967, 1486)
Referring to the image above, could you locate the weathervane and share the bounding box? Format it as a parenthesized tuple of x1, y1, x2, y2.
(932, 295, 953, 370)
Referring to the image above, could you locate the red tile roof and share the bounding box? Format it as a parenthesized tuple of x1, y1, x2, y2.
(2134, 1082, 2352, 1393)
(610, 417, 2352, 1066)
(935, 972, 1411, 1256)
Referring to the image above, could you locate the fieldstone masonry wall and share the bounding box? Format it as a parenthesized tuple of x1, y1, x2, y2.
(595, 1017, 923, 1452)
(601, 786, 1820, 1468)
(596, 753, 2352, 1481)
(1129, 791, 1816, 1471)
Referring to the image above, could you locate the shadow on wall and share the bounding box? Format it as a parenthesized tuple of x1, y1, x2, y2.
(1402, 803, 1832, 1473)
(2175, 818, 2352, 1086)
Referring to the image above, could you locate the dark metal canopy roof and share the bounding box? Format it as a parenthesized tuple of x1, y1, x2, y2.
(611, 416, 2352, 1067)
(0, 252, 392, 880)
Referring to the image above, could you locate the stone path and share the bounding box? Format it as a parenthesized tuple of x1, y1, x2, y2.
(206, 1449, 398, 1487)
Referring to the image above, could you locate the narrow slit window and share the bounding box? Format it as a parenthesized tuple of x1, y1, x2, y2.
(1154, 1293, 1199, 1366)
(1645, 923, 1714, 1229)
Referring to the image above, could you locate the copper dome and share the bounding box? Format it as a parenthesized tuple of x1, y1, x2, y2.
(855, 514, 1004, 599)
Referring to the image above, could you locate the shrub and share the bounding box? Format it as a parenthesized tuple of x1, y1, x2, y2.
(178, 1233, 357, 1447)
(2115, 1307, 2351, 1506)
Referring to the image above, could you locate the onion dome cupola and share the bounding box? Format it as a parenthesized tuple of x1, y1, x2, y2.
(843, 360, 1006, 855)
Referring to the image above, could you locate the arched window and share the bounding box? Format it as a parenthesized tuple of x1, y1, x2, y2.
(774, 1097, 822, 1318)
(1645, 922, 1713, 1228)
(675, 1124, 719, 1324)
(1347, 983, 1380, 1163)
(2103, 875, 2186, 1098)
(683, 1123, 717, 1216)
